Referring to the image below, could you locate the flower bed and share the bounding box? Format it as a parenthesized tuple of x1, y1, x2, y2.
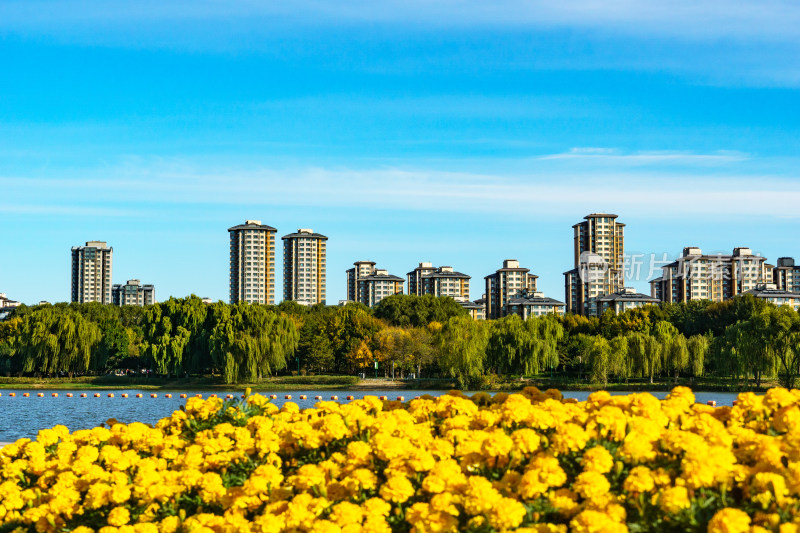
(1, 387, 799, 532)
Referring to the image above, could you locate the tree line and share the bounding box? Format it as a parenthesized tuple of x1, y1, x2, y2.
(1, 293, 799, 387)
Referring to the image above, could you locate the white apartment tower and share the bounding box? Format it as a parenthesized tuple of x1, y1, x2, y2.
(484, 259, 539, 319)
(229, 220, 277, 304)
(564, 213, 625, 315)
(283, 228, 327, 305)
(71, 241, 113, 303)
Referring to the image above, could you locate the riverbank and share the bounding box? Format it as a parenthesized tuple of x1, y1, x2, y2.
(0, 374, 783, 393)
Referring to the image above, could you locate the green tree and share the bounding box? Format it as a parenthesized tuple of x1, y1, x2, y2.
(434, 316, 489, 387)
(373, 294, 467, 328)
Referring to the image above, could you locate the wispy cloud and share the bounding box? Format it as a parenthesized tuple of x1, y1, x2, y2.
(2, 1, 799, 42)
(3, 153, 800, 219)
(540, 149, 750, 166)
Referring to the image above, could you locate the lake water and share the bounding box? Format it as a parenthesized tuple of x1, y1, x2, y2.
(0, 389, 744, 443)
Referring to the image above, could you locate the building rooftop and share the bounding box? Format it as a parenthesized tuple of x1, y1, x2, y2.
(507, 290, 565, 306)
(745, 284, 800, 300)
(282, 229, 328, 240)
(228, 220, 278, 232)
(422, 270, 471, 280)
(594, 289, 659, 303)
(360, 273, 404, 282)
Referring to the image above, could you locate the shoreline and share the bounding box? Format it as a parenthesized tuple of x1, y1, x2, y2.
(0, 377, 778, 394)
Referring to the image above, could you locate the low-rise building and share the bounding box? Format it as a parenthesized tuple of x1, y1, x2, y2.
(650, 247, 768, 303)
(773, 257, 800, 293)
(506, 290, 565, 319)
(485, 260, 538, 319)
(459, 299, 486, 320)
(111, 280, 155, 306)
(0, 293, 21, 309)
(744, 283, 800, 311)
(588, 287, 659, 316)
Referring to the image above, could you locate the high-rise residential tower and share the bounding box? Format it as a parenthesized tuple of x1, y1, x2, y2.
(357, 269, 405, 307)
(484, 259, 538, 319)
(649, 246, 768, 303)
(283, 228, 327, 305)
(563, 213, 625, 315)
(229, 220, 277, 304)
(71, 241, 113, 304)
(407, 262, 471, 300)
(346, 261, 377, 302)
(112, 279, 155, 306)
(773, 257, 800, 293)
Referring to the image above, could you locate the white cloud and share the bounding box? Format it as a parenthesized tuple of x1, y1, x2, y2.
(3, 152, 800, 219)
(1, 1, 799, 42)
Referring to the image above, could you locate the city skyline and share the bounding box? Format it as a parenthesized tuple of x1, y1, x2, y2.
(2, 1, 800, 304)
(3, 215, 798, 308)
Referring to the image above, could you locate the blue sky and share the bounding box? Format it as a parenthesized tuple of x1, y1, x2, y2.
(2, 0, 800, 304)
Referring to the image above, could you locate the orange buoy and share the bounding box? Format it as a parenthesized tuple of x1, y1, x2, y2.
(51, 393, 58, 397)
(80, 393, 87, 398)
(65, 393, 72, 398)
(166, 393, 172, 398)
(136, 393, 143, 398)
(9, 393, 15, 397)
(121, 393, 128, 398)
(707, 400, 717, 407)
(94, 393, 101, 397)
(414, 396, 420, 399)
(346, 395, 354, 400)
(285, 395, 292, 400)
(180, 393, 187, 398)
(37, 393, 44, 397)
(23, 393, 30, 397)
(195, 394, 202, 398)
(150, 393, 157, 398)
(269, 394, 277, 400)
(397, 396, 405, 401)
(226, 394, 233, 399)
(315, 395, 322, 400)
(379, 395, 387, 400)
(299, 395, 307, 400)
(330, 395, 338, 400)
(107, 393, 114, 398)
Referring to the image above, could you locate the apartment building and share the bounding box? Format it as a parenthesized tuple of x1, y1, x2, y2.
(773, 257, 800, 293)
(506, 289, 566, 319)
(563, 213, 625, 315)
(588, 287, 659, 316)
(357, 269, 405, 307)
(112, 279, 155, 306)
(283, 228, 327, 305)
(346, 261, 377, 302)
(229, 220, 277, 304)
(459, 299, 486, 320)
(745, 283, 800, 311)
(0, 293, 20, 309)
(406, 262, 471, 300)
(484, 259, 538, 319)
(71, 241, 113, 304)
(650, 247, 768, 303)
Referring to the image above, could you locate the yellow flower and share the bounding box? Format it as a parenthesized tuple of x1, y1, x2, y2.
(623, 466, 655, 494)
(658, 486, 690, 514)
(581, 446, 614, 474)
(707, 508, 752, 533)
(379, 476, 415, 503)
(107, 506, 130, 527)
(573, 471, 610, 502)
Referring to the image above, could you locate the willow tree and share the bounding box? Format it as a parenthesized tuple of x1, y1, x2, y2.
(208, 304, 298, 384)
(687, 334, 709, 382)
(608, 336, 629, 382)
(664, 334, 689, 383)
(586, 336, 611, 385)
(435, 316, 489, 387)
(14, 307, 101, 376)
